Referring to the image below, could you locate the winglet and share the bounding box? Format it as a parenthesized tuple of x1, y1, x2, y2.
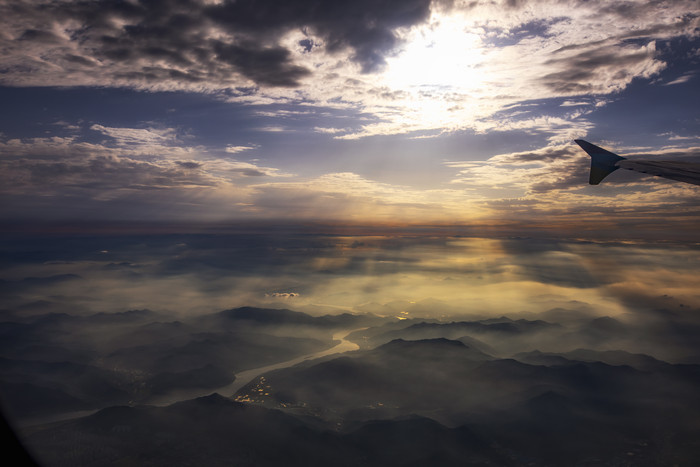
(574, 139, 626, 185)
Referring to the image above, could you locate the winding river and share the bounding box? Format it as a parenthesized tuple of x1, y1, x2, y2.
(149, 327, 363, 406)
(20, 328, 362, 427)
(219, 327, 363, 396)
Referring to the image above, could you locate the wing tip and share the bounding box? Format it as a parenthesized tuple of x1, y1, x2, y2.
(573, 139, 625, 185)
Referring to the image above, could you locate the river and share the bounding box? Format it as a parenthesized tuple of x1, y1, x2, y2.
(147, 327, 363, 406)
(218, 327, 363, 396)
(19, 328, 362, 428)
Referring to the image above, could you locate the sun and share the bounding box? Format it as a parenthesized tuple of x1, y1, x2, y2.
(373, 13, 489, 133)
(381, 15, 486, 94)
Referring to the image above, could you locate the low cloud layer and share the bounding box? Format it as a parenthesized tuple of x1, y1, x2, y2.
(2, 233, 698, 324)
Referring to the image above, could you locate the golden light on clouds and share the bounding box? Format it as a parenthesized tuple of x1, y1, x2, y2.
(9, 234, 696, 323)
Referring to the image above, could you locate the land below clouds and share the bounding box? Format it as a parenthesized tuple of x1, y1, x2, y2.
(2, 306, 700, 466)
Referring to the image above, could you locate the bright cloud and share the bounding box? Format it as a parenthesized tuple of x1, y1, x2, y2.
(225, 145, 258, 154)
(90, 124, 179, 146)
(1, 0, 697, 140)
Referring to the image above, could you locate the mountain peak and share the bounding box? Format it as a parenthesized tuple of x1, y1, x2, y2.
(378, 338, 468, 351)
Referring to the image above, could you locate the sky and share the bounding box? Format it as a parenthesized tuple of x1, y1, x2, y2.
(0, 0, 698, 232)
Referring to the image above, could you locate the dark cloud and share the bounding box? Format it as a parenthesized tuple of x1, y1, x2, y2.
(598, 0, 651, 19)
(497, 238, 601, 288)
(491, 145, 580, 164)
(1, 154, 218, 196)
(60, 54, 98, 67)
(543, 44, 659, 94)
(175, 161, 203, 169)
(484, 17, 564, 47)
(212, 41, 311, 87)
(233, 168, 267, 176)
(528, 159, 588, 193)
(4, 0, 435, 88)
(17, 28, 62, 43)
(207, 0, 433, 72)
(596, 0, 696, 23)
(482, 146, 593, 193)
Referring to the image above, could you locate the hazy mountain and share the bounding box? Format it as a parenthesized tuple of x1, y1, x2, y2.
(514, 348, 671, 371)
(232, 336, 700, 439)
(346, 318, 560, 356)
(210, 306, 380, 327)
(0, 358, 131, 419)
(0, 307, 377, 424)
(345, 318, 437, 348)
(233, 338, 498, 423)
(197, 307, 386, 340)
(6, 306, 700, 466)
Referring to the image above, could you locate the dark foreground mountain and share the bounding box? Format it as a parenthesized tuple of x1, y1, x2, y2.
(22, 374, 700, 467)
(23, 393, 507, 467)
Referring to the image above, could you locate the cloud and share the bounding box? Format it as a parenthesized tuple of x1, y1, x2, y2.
(663, 71, 696, 85)
(0, 131, 301, 221)
(0, 0, 433, 89)
(256, 126, 287, 133)
(447, 144, 586, 193)
(233, 170, 488, 223)
(90, 124, 179, 146)
(266, 292, 300, 299)
(8, 232, 697, 351)
(488, 145, 581, 165)
(660, 133, 700, 142)
(560, 101, 589, 107)
(1, 0, 696, 139)
(53, 120, 82, 131)
(542, 41, 664, 95)
(313, 127, 350, 135)
(205, 0, 435, 73)
(444, 141, 700, 229)
(225, 145, 258, 154)
(208, 159, 292, 178)
(2, 126, 698, 227)
(2, 154, 215, 195)
(449, 142, 700, 193)
(176, 161, 203, 169)
(212, 40, 311, 87)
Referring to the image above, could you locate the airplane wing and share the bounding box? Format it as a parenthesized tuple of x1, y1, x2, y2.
(574, 139, 700, 186)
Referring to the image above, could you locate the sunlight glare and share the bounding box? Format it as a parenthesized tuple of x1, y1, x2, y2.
(382, 15, 485, 93)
